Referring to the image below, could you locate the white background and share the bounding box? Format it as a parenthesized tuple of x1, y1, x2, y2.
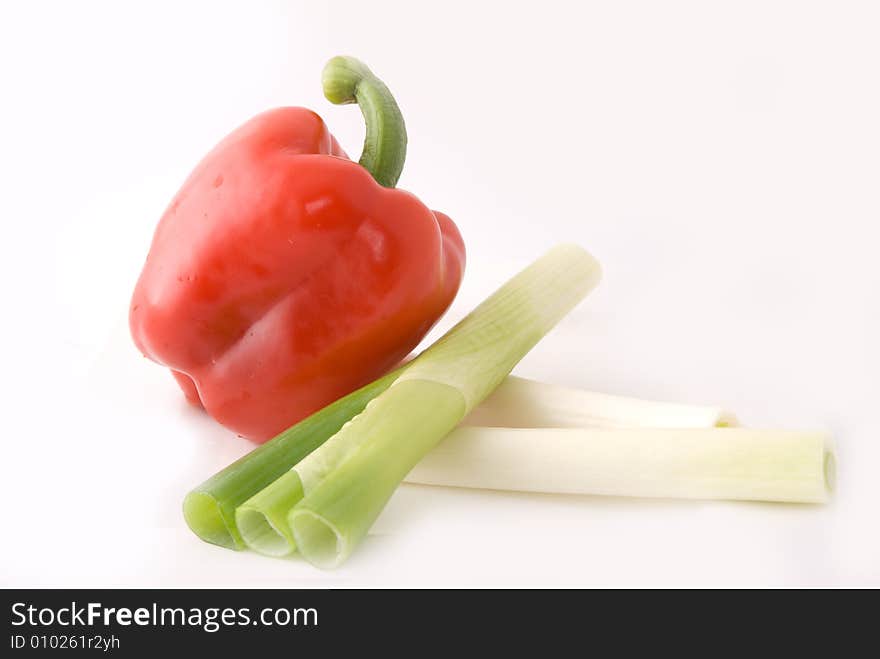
(1, 1, 878, 587)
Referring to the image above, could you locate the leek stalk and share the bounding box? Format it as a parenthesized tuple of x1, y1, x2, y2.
(405, 427, 834, 503)
(241, 244, 602, 566)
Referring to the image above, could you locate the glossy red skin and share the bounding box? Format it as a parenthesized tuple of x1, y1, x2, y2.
(130, 108, 465, 442)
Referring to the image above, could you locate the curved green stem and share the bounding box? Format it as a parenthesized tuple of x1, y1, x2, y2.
(322, 56, 407, 188)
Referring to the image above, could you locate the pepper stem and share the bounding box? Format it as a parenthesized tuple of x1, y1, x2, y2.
(322, 56, 407, 188)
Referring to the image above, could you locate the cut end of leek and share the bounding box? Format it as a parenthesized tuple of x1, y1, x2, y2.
(236, 469, 305, 556)
(289, 509, 347, 570)
(182, 491, 241, 550)
(823, 449, 836, 494)
(236, 507, 295, 558)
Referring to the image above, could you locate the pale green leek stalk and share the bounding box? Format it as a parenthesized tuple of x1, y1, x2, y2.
(237, 244, 602, 566)
(405, 427, 834, 503)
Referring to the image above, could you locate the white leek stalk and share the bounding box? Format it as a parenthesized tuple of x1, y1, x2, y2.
(405, 427, 834, 503)
(466, 376, 736, 429)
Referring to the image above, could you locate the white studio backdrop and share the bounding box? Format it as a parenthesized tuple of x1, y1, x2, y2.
(0, 0, 877, 586)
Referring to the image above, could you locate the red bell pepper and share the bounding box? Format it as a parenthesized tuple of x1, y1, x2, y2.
(130, 57, 465, 442)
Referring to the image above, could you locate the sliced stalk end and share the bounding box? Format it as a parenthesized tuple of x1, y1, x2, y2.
(289, 509, 347, 569)
(236, 469, 305, 557)
(183, 491, 241, 550)
(236, 507, 295, 557)
(823, 448, 837, 494)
